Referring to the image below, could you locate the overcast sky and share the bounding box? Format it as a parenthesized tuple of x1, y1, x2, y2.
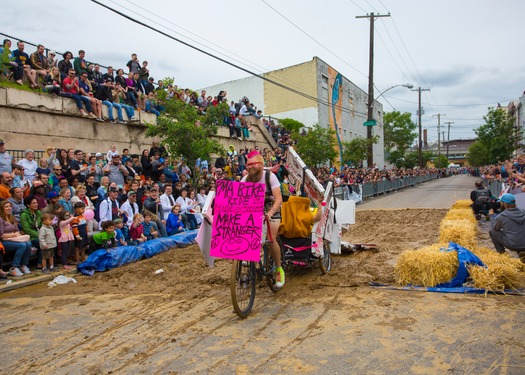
(3, 0, 525, 143)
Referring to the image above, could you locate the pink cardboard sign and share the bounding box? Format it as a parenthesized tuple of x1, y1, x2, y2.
(210, 180, 266, 262)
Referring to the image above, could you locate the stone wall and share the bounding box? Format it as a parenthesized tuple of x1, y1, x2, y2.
(0, 87, 277, 156)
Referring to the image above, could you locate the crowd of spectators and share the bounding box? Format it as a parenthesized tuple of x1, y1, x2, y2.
(0, 39, 272, 134)
(468, 155, 525, 191)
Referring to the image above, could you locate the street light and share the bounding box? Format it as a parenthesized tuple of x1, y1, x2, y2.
(411, 86, 431, 168)
(374, 83, 414, 103)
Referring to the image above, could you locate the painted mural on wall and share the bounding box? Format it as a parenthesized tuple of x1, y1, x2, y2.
(328, 68, 343, 165)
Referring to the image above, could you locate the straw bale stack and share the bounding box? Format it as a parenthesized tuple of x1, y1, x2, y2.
(444, 208, 477, 224)
(439, 219, 477, 250)
(451, 200, 474, 210)
(395, 244, 458, 287)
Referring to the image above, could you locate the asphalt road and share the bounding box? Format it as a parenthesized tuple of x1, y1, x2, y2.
(359, 174, 478, 210)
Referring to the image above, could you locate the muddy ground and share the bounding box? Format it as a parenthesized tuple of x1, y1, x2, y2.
(2, 207, 524, 374)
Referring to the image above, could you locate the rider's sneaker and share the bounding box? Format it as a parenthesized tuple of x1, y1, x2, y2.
(275, 267, 285, 288)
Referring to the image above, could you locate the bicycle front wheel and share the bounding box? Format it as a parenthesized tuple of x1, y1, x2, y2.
(230, 260, 256, 318)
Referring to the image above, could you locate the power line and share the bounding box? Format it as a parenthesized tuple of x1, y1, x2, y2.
(348, 0, 368, 14)
(90, 0, 370, 120)
(116, 0, 319, 98)
(260, 0, 367, 79)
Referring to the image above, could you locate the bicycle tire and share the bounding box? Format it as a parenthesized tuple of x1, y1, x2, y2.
(319, 240, 332, 275)
(230, 260, 256, 318)
(264, 242, 281, 293)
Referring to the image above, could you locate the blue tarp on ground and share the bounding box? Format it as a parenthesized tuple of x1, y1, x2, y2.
(370, 242, 525, 295)
(77, 230, 198, 276)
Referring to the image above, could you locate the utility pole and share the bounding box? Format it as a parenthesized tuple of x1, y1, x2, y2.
(444, 121, 454, 158)
(412, 87, 430, 168)
(356, 12, 390, 168)
(433, 113, 445, 165)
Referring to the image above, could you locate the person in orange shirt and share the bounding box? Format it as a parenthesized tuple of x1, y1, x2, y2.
(0, 172, 12, 200)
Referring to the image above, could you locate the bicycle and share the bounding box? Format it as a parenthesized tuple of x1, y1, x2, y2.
(230, 218, 281, 318)
(230, 218, 332, 318)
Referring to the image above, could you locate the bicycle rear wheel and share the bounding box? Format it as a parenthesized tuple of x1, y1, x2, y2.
(230, 260, 256, 318)
(319, 240, 332, 275)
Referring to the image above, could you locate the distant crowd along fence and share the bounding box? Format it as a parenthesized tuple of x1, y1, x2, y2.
(333, 173, 442, 201)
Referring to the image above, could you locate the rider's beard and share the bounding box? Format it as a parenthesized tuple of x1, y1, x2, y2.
(245, 168, 263, 183)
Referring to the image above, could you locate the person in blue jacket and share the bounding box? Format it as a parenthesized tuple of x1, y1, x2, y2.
(166, 204, 185, 236)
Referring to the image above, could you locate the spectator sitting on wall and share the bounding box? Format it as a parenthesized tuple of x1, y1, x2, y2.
(12, 41, 38, 88)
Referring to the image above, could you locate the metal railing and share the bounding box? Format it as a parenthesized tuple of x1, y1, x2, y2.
(1, 31, 108, 69)
(333, 173, 441, 202)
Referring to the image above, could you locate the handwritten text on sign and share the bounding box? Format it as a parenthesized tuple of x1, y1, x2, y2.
(210, 180, 265, 262)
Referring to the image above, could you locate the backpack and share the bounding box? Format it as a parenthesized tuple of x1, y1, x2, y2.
(264, 170, 275, 212)
(475, 189, 491, 206)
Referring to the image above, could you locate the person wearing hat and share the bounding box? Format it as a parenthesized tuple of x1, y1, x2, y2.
(121, 190, 139, 227)
(31, 181, 48, 210)
(489, 193, 525, 261)
(0, 139, 14, 174)
(41, 191, 60, 216)
(47, 50, 57, 68)
(94, 76, 127, 124)
(144, 76, 155, 95)
(103, 154, 129, 186)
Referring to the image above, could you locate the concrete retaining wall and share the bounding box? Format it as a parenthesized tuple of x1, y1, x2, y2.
(0, 87, 276, 156)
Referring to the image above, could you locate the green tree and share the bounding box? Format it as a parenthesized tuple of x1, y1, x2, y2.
(293, 124, 338, 168)
(279, 118, 304, 134)
(433, 154, 449, 168)
(342, 135, 379, 167)
(472, 107, 517, 164)
(383, 111, 418, 167)
(401, 150, 433, 169)
(145, 90, 225, 183)
(467, 140, 491, 166)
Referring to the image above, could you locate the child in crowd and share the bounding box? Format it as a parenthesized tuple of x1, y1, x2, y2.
(57, 210, 75, 270)
(142, 212, 159, 240)
(91, 220, 117, 251)
(71, 202, 88, 262)
(106, 144, 118, 164)
(129, 213, 147, 245)
(38, 213, 57, 273)
(166, 204, 185, 236)
(114, 218, 127, 246)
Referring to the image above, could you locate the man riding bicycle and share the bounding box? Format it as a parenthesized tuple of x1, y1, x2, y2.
(241, 151, 285, 288)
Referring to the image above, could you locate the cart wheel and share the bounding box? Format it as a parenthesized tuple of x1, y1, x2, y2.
(319, 241, 331, 274)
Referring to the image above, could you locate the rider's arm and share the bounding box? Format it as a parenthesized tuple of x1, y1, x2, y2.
(266, 185, 282, 218)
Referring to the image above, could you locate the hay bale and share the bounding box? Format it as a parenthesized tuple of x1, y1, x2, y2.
(444, 208, 477, 224)
(467, 246, 525, 290)
(467, 264, 524, 291)
(395, 244, 459, 287)
(452, 200, 473, 210)
(439, 219, 477, 250)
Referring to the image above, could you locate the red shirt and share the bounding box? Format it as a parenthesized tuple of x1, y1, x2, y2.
(62, 76, 79, 94)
